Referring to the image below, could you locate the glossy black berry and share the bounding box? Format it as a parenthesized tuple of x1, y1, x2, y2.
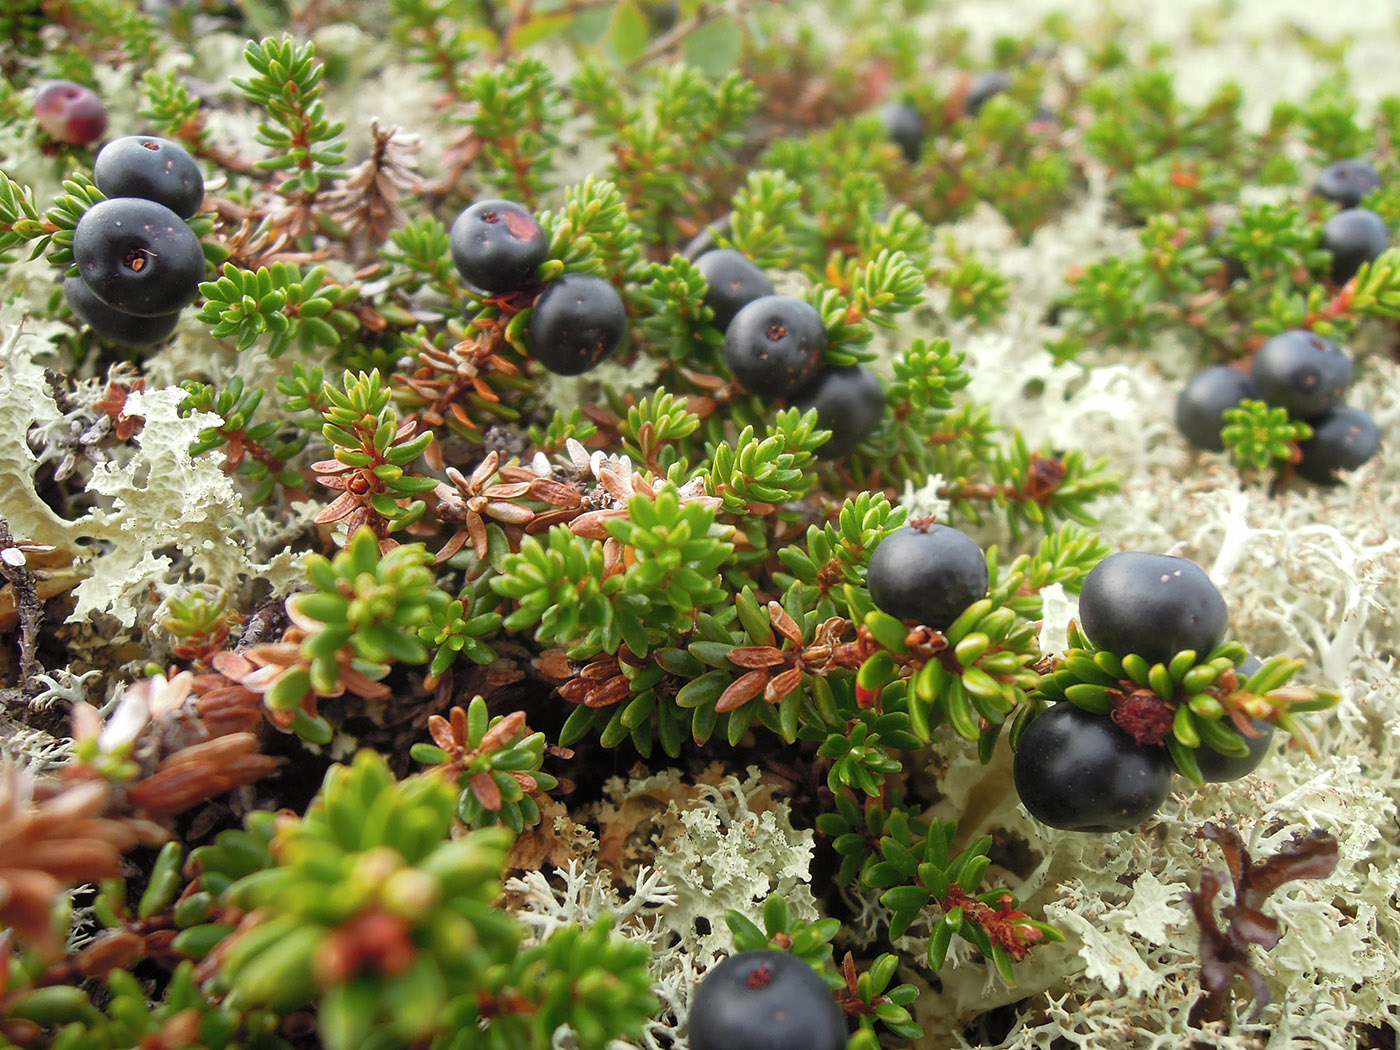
(792, 364, 885, 459)
(696, 249, 774, 331)
(722, 295, 827, 399)
(94, 135, 205, 219)
(72, 197, 205, 317)
(880, 101, 924, 163)
(1249, 329, 1352, 420)
(1013, 702, 1174, 832)
(1295, 404, 1381, 485)
(1175, 365, 1258, 451)
(1078, 551, 1227, 665)
(867, 521, 988, 630)
(1321, 207, 1388, 284)
(1314, 159, 1380, 209)
(1196, 654, 1272, 782)
(688, 950, 845, 1050)
(64, 277, 180, 348)
(525, 272, 627, 376)
(449, 198, 548, 294)
(34, 79, 108, 147)
(682, 213, 730, 260)
(964, 71, 1012, 117)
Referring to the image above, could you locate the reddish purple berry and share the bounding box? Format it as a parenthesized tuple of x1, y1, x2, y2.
(34, 79, 108, 147)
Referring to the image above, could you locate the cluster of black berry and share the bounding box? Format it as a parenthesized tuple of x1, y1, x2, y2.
(688, 239, 886, 460)
(449, 198, 627, 376)
(1013, 552, 1273, 833)
(1314, 158, 1389, 283)
(66, 136, 206, 348)
(1177, 329, 1380, 484)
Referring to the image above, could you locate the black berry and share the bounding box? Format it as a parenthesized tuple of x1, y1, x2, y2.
(792, 363, 885, 459)
(722, 295, 827, 399)
(525, 272, 627, 376)
(34, 79, 108, 147)
(964, 71, 1012, 117)
(449, 198, 548, 294)
(880, 100, 924, 163)
(1078, 551, 1227, 665)
(72, 197, 205, 317)
(94, 135, 205, 219)
(1176, 365, 1258, 451)
(64, 277, 180, 348)
(696, 249, 774, 331)
(1321, 207, 1388, 284)
(1295, 404, 1381, 485)
(1197, 654, 1272, 782)
(1314, 159, 1380, 209)
(682, 213, 730, 260)
(688, 950, 845, 1050)
(866, 521, 988, 630)
(1249, 329, 1352, 421)
(1013, 702, 1174, 832)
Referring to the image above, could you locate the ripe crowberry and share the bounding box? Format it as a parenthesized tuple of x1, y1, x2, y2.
(1013, 702, 1174, 832)
(1196, 655, 1273, 782)
(880, 100, 924, 163)
(688, 950, 846, 1050)
(866, 520, 988, 631)
(792, 363, 885, 459)
(696, 249, 774, 331)
(34, 79, 108, 147)
(1314, 159, 1380, 209)
(1175, 365, 1257, 451)
(94, 135, 205, 219)
(525, 272, 628, 375)
(64, 277, 180, 348)
(964, 71, 1012, 117)
(449, 198, 548, 294)
(1295, 404, 1381, 485)
(1249, 329, 1352, 420)
(1078, 551, 1227, 665)
(682, 213, 730, 260)
(72, 197, 206, 316)
(722, 295, 827, 399)
(1321, 207, 1388, 284)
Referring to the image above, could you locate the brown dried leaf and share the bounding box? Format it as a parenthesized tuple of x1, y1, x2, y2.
(716, 670, 768, 713)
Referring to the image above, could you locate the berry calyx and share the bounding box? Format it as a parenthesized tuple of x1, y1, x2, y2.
(449, 198, 549, 294)
(1321, 207, 1388, 284)
(722, 295, 827, 399)
(1249, 329, 1352, 421)
(71, 197, 206, 316)
(64, 277, 181, 348)
(1013, 702, 1174, 833)
(1176, 364, 1257, 451)
(1077, 551, 1227, 666)
(34, 79, 108, 147)
(94, 135, 205, 219)
(687, 950, 846, 1050)
(791, 363, 885, 459)
(866, 520, 988, 631)
(696, 248, 774, 331)
(525, 271, 628, 376)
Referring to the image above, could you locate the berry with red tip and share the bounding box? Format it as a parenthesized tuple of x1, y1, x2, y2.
(1295, 404, 1381, 486)
(1013, 702, 1174, 832)
(688, 950, 846, 1050)
(696, 248, 774, 331)
(72, 197, 205, 316)
(94, 135, 205, 219)
(1314, 159, 1380, 209)
(792, 363, 885, 459)
(449, 198, 548, 294)
(1321, 207, 1388, 284)
(1078, 551, 1227, 666)
(1249, 329, 1352, 421)
(525, 272, 627, 376)
(64, 277, 180, 348)
(1176, 365, 1258, 451)
(867, 521, 988, 630)
(34, 79, 108, 147)
(722, 295, 827, 399)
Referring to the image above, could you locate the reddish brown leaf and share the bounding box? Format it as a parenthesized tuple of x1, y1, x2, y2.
(470, 772, 502, 811)
(716, 670, 768, 713)
(727, 646, 787, 670)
